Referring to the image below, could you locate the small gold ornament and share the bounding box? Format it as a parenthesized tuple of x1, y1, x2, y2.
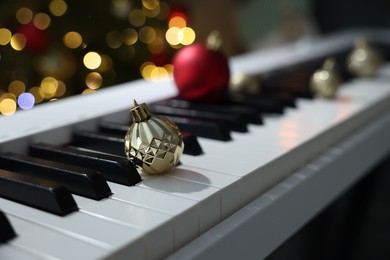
(229, 72, 261, 95)
(124, 100, 184, 174)
(310, 57, 341, 99)
(347, 38, 383, 77)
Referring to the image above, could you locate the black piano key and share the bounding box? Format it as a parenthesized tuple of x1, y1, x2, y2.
(157, 116, 231, 141)
(150, 104, 248, 133)
(29, 143, 142, 186)
(0, 169, 78, 216)
(0, 210, 16, 243)
(0, 153, 111, 200)
(72, 130, 128, 157)
(160, 99, 263, 125)
(98, 122, 204, 155)
(224, 94, 285, 114)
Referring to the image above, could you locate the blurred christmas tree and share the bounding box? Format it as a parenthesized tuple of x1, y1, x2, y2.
(0, 0, 195, 115)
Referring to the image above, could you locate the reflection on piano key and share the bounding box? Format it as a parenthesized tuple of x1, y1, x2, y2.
(0, 169, 77, 216)
(0, 153, 112, 200)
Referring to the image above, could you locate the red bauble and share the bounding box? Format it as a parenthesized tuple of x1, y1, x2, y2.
(18, 23, 50, 53)
(172, 43, 230, 102)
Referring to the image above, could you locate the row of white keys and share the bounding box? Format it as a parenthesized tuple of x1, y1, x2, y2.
(2, 72, 390, 260)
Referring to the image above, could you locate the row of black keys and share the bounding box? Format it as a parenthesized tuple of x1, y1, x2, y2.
(0, 49, 357, 243)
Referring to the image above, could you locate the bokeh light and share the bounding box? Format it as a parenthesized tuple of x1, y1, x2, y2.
(106, 31, 122, 49)
(0, 28, 12, 45)
(49, 0, 68, 17)
(16, 7, 33, 24)
(0, 98, 16, 116)
(29, 87, 44, 103)
(83, 52, 102, 70)
(178, 27, 195, 45)
(129, 9, 146, 27)
(33, 13, 51, 30)
(40, 77, 58, 99)
(10, 33, 27, 51)
(85, 72, 103, 89)
(168, 16, 186, 28)
(123, 28, 138, 45)
(142, 0, 160, 9)
(139, 26, 156, 44)
(17, 92, 35, 110)
(165, 27, 180, 45)
(63, 31, 83, 49)
(8, 80, 26, 96)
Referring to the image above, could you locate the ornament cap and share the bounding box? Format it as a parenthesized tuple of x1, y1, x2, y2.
(130, 99, 151, 122)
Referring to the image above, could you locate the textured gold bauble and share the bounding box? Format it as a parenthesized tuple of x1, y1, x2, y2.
(310, 58, 341, 99)
(124, 100, 184, 174)
(229, 72, 261, 95)
(347, 38, 383, 77)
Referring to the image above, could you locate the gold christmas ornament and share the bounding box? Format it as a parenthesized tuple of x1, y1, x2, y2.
(124, 100, 184, 174)
(310, 57, 341, 99)
(347, 38, 383, 77)
(229, 72, 261, 95)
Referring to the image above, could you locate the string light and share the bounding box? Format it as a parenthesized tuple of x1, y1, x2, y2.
(49, 0, 68, 17)
(0, 28, 12, 45)
(83, 52, 102, 70)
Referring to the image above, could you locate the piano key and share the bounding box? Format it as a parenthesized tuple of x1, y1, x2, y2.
(29, 143, 142, 186)
(136, 173, 221, 233)
(0, 209, 16, 243)
(150, 104, 248, 132)
(0, 153, 112, 200)
(160, 98, 263, 125)
(0, 197, 146, 259)
(0, 169, 77, 216)
(74, 196, 175, 259)
(165, 116, 232, 141)
(224, 94, 285, 114)
(108, 183, 199, 249)
(98, 122, 203, 155)
(6, 215, 109, 259)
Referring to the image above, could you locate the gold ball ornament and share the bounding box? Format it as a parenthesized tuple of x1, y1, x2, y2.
(347, 38, 383, 77)
(124, 100, 184, 174)
(310, 58, 342, 99)
(229, 72, 261, 95)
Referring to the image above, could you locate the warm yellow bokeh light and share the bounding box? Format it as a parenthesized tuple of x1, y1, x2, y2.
(10, 33, 27, 51)
(83, 52, 102, 70)
(139, 26, 156, 44)
(143, 5, 160, 18)
(63, 31, 83, 49)
(129, 9, 146, 27)
(157, 1, 170, 20)
(0, 28, 12, 46)
(165, 27, 180, 45)
(33, 13, 51, 30)
(29, 87, 44, 103)
(106, 31, 122, 49)
(49, 0, 68, 16)
(16, 7, 33, 24)
(123, 28, 138, 45)
(82, 89, 96, 94)
(85, 72, 103, 89)
(150, 66, 169, 82)
(169, 16, 186, 28)
(178, 27, 196, 45)
(0, 98, 16, 116)
(97, 55, 113, 73)
(142, 0, 160, 9)
(55, 81, 66, 97)
(9, 81, 26, 96)
(40, 77, 58, 99)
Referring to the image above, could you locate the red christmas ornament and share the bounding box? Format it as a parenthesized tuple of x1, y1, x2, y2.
(18, 23, 50, 53)
(172, 31, 230, 102)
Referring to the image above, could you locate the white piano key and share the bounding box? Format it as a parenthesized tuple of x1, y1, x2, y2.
(108, 183, 199, 249)
(0, 197, 146, 259)
(74, 196, 174, 259)
(168, 165, 242, 219)
(0, 244, 47, 260)
(6, 214, 108, 259)
(137, 174, 221, 234)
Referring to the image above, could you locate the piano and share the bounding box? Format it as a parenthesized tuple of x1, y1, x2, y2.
(1, 29, 390, 259)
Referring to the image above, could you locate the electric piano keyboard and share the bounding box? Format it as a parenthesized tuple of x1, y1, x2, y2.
(1, 30, 390, 260)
